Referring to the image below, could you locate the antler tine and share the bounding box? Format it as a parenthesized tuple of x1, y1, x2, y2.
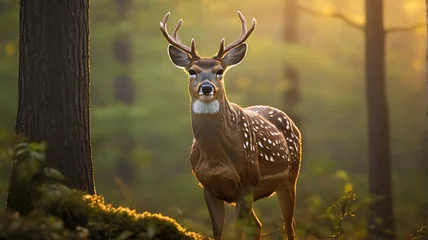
(162, 12, 170, 25)
(190, 38, 197, 57)
(218, 38, 225, 57)
(216, 11, 257, 59)
(237, 11, 247, 38)
(160, 12, 200, 59)
(172, 19, 183, 42)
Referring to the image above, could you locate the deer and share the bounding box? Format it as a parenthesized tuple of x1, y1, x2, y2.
(160, 11, 302, 240)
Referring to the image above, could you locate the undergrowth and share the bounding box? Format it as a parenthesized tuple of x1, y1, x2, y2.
(0, 142, 208, 240)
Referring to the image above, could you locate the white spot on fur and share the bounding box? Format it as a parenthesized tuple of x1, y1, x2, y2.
(192, 100, 219, 114)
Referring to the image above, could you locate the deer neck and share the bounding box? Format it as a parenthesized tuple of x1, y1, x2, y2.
(190, 94, 237, 155)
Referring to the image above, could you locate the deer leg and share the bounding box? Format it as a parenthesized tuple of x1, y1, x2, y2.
(204, 188, 225, 240)
(276, 166, 299, 240)
(246, 208, 262, 240)
(234, 186, 254, 240)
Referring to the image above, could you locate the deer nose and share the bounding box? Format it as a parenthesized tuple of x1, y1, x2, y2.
(199, 82, 215, 95)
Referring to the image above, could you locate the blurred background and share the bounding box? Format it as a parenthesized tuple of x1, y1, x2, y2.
(0, 0, 426, 239)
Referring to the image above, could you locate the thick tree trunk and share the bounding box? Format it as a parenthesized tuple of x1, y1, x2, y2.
(365, 0, 395, 239)
(283, 0, 302, 128)
(7, 0, 95, 213)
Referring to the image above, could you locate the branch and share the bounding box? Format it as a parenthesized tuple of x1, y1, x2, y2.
(291, 0, 424, 35)
(385, 23, 425, 34)
(290, 0, 364, 30)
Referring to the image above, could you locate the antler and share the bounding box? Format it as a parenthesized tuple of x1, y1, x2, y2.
(160, 12, 200, 59)
(216, 11, 257, 59)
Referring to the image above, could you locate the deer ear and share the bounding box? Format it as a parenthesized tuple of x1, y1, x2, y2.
(222, 43, 247, 67)
(168, 45, 191, 68)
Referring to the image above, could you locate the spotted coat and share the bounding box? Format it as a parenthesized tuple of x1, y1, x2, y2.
(236, 104, 301, 166)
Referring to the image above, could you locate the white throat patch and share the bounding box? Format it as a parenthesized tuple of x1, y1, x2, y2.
(192, 99, 220, 114)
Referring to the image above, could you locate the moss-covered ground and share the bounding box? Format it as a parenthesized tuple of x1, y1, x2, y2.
(1, 183, 208, 240)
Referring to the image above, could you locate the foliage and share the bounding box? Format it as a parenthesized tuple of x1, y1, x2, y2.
(297, 190, 358, 239)
(408, 225, 427, 240)
(0, 0, 426, 239)
(0, 143, 208, 240)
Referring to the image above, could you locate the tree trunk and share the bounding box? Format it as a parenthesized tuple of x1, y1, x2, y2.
(283, 0, 302, 128)
(7, 0, 95, 213)
(425, 0, 428, 235)
(365, 0, 395, 239)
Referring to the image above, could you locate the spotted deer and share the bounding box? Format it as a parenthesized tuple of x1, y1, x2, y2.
(160, 11, 302, 240)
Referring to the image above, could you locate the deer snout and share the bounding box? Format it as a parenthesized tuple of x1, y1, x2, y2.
(199, 82, 215, 96)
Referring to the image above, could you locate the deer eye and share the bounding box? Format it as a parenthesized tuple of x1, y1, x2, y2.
(188, 69, 196, 76)
(216, 69, 224, 78)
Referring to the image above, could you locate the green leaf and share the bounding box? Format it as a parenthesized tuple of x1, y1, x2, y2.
(335, 169, 350, 182)
(43, 168, 65, 181)
(16, 157, 41, 183)
(14, 142, 29, 150)
(30, 151, 45, 162)
(29, 142, 47, 152)
(14, 148, 28, 158)
(114, 230, 134, 240)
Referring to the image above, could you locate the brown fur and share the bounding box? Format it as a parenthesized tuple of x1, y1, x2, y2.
(161, 11, 302, 240)
(190, 91, 302, 240)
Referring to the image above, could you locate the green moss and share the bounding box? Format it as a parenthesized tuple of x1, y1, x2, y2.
(1, 183, 208, 240)
(1, 142, 208, 240)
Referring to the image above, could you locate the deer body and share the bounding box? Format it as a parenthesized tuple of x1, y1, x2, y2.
(160, 12, 301, 240)
(191, 103, 300, 201)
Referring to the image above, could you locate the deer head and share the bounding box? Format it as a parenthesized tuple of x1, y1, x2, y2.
(160, 11, 256, 114)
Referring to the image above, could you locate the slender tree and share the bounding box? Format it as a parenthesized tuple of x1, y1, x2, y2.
(292, 0, 423, 238)
(7, 0, 95, 213)
(425, 0, 428, 234)
(283, 0, 302, 128)
(364, 1, 395, 239)
(113, 0, 135, 186)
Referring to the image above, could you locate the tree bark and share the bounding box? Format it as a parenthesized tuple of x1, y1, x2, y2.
(282, 0, 302, 128)
(425, 0, 428, 235)
(365, 0, 395, 239)
(7, 0, 95, 213)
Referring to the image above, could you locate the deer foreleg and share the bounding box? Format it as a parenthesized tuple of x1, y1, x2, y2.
(234, 186, 254, 240)
(204, 188, 225, 240)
